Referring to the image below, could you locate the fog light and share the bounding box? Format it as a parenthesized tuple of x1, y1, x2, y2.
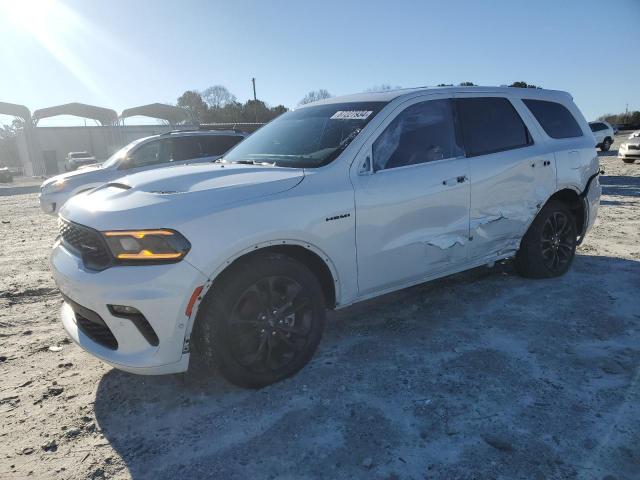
(109, 305, 141, 316)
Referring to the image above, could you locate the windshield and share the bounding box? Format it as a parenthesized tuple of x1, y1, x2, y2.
(222, 102, 387, 168)
(101, 137, 148, 168)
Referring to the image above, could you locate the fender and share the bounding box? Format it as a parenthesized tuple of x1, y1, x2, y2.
(182, 239, 342, 343)
(578, 168, 604, 200)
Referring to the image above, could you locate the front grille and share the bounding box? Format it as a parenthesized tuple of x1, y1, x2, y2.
(628, 145, 639, 150)
(75, 312, 118, 350)
(59, 218, 112, 270)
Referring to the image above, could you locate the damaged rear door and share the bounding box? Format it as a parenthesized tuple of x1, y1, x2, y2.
(455, 95, 549, 260)
(351, 95, 470, 295)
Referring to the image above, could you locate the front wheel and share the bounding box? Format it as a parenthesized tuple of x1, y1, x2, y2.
(191, 253, 326, 388)
(600, 138, 612, 152)
(515, 201, 577, 278)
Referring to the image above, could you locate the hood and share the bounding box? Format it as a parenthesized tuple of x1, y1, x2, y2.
(60, 162, 305, 230)
(117, 162, 303, 194)
(41, 165, 104, 188)
(77, 163, 103, 170)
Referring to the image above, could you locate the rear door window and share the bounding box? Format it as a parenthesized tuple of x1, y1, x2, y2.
(456, 97, 532, 156)
(171, 137, 203, 162)
(523, 99, 583, 139)
(200, 135, 244, 156)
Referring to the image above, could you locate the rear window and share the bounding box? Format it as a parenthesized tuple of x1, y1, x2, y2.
(589, 122, 607, 132)
(456, 97, 532, 157)
(523, 99, 583, 139)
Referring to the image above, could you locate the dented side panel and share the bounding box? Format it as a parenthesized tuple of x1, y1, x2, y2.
(353, 157, 471, 295)
(467, 147, 545, 259)
(461, 95, 559, 260)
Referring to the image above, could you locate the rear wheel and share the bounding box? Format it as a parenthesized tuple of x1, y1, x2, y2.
(191, 253, 326, 388)
(515, 201, 577, 278)
(600, 138, 612, 152)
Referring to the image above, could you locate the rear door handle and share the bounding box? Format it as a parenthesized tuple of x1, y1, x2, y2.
(442, 175, 468, 186)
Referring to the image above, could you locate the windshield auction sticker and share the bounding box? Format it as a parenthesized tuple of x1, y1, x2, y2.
(330, 111, 373, 120)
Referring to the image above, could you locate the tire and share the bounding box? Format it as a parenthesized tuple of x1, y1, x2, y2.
(515, 200, 577, 278)
(600, 138, 612, 152)
(622, 158, 635, 164)
(191, 253, 326, 388)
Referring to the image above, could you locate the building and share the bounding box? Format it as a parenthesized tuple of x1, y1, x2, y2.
(1, 101, 195, 176)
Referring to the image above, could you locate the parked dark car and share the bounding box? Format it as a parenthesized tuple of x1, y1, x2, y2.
(0, 166, 13, 183)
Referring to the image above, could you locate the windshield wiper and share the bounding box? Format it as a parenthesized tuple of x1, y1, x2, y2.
(221, 159, 276, 167)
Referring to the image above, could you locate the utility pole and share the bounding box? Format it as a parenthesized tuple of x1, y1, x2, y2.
(251, 77, 258, 122)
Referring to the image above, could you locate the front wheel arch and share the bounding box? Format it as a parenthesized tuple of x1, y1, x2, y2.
(184, 241, 340, 341)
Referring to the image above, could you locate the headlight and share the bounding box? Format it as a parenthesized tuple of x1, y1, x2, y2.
(102, 229, 191, 263)
(43, 179, 67, 193)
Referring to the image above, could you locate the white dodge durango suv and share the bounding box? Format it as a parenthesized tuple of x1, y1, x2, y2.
(51, 86, 601, 388)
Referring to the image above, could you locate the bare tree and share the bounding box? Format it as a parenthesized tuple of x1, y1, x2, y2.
(298, 89, 332, 105)
(201, 85, 237, 109)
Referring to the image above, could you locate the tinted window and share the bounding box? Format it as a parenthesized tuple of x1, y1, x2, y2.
(523, 99, 583, 139)
(457, 97, 532, 156)
(373, 99, 463, 171)
(223, 102, 386, 168)
(589, 122, 607, 132)
(200, 135, 243, 156)
(171, 137, 202, 161)
(130, 140, 170, 167)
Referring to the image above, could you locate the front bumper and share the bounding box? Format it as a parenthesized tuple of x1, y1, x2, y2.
(39, 191, 70, 216)
(52, 241, 208, 374)
(618, 145, 640, 160)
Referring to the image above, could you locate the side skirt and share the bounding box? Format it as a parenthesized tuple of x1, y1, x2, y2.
(338, 251, 516, 310)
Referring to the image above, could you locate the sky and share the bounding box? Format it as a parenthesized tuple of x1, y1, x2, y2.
(0, 0, 638, 126)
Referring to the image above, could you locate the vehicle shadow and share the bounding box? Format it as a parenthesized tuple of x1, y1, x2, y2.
(0, 185, 40, 196)
(93, 254, 640, 479)
(600, 174, 640, 197)
(597, 149, 618, 157)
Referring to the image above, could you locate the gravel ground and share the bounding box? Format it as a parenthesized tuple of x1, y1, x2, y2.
(1, 134, 639, 480)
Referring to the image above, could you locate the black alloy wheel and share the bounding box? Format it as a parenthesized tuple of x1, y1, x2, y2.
(228, 276, 313, 374)
(191, 253, 326, 388)
(540, 211, 575, 273)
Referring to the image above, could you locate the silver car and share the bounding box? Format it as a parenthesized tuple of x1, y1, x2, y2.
(39, 130, 246, 215)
